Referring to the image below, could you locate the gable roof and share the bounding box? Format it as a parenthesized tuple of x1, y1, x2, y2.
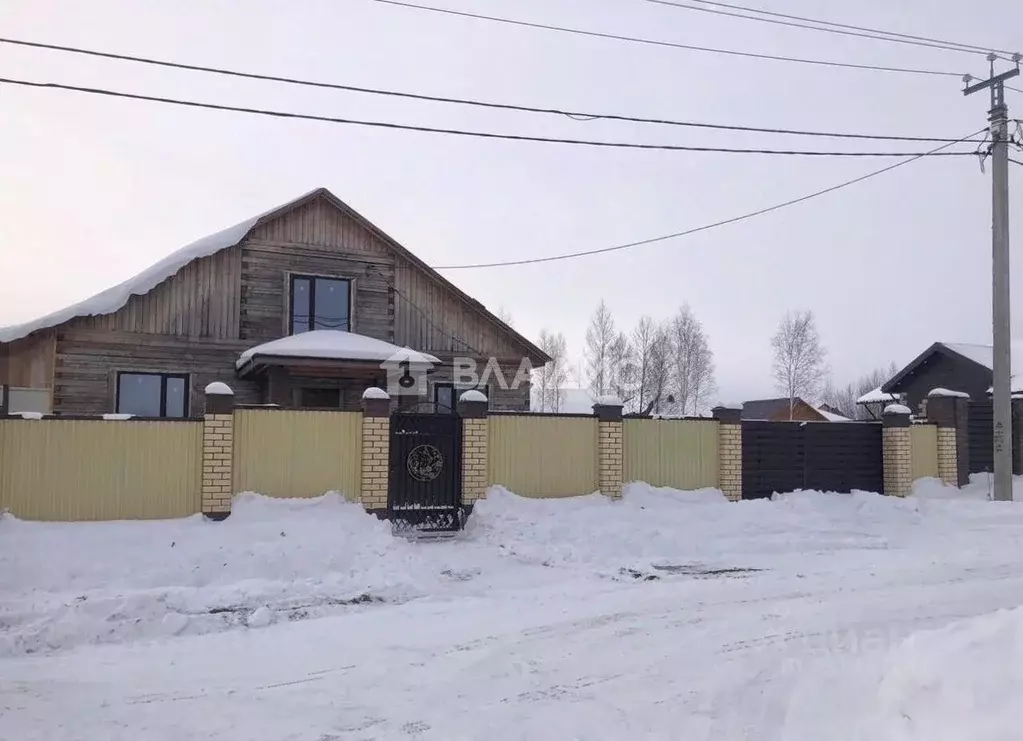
(0, 188, 549, 363)
(879, 341, 1020, 393)
(741, 397, 826, 421)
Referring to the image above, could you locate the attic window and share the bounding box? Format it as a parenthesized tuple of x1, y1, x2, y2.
(290, 275, 351, 334)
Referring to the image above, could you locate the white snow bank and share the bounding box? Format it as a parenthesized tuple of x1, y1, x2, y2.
(0, 493, 440, 656)
(785, 606, 1023, 741)
(0, 190, 329, 343)
(236, 330, 439, 369)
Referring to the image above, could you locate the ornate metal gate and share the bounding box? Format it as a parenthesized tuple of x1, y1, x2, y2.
(388, 413, 463, 533)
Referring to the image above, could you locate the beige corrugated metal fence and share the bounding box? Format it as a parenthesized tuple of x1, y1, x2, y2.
(911, 424, 940, 481)
(0, 418, 201, 521)
(233, 409, 362, 499)
(623, 418, 719, 490)
(488, 415, 598, 497)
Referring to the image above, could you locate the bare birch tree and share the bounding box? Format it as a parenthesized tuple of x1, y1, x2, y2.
(821, 361, 899, 419)
(630, 316, 672, 414)
(585, 300, 616, 397)
(534, 329, 569, 412)
(771, 310, 829, 420)
(667, 304, 717, 416)
(608, 331, 636, 405)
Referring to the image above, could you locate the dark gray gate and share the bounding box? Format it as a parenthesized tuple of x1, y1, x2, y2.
(742, 421, 884, 499)
(968, 399, 994, 474)
(388, 413, 463, 533)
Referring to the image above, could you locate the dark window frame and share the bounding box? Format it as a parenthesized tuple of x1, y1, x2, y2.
(115, 371, 190, 418)
(288, 274, 353, 334)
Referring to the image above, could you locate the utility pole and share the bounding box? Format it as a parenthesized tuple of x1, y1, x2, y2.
(964, 53, 1021, 502)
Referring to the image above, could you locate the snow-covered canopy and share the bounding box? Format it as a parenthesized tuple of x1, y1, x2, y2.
(928, 387, 970, 399)
(0, 190, 330, 344)
(857, 386, 897, 405)
(236, 330, 439, 370)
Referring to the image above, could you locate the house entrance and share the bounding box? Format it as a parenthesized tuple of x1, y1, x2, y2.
(388, 413, 463, 533)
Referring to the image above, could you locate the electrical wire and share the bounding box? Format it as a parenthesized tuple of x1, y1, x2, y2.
(368, 0, 965, 78)
(433, 128, 985, 270)
(0, 37, 977, 144)
(642, 0, 1015, 60)
(673, 0, 1016, 57)
(0, 76, 982, 157)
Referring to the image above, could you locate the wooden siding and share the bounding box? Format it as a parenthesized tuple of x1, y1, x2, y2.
(233, 409, 362, 499)
(394, 255, 528, 359)
(1, 329, 55, 387)
(623, 418, 719, 490)
(911, 424, 940, 480)
(53, 329, 259, 414)
(0, 418, 201, 520)
(74, 247, 242, 338)
(247, 197, 391, 255)
(488, 415, 598, 497)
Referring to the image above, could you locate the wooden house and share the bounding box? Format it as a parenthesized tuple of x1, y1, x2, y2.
(0, 188, 548, 416)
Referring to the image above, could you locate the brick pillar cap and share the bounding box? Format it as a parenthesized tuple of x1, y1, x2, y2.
(362, 387, 390, 401)
(884, 403, 911, 415)
(204, 381, 234, 396)
(927, 387, 970, 399)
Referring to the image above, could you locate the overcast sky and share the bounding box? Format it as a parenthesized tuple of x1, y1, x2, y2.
(1, 0, 1021, 402)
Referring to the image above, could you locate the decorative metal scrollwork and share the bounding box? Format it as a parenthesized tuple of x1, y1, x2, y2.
(407, 444, 444, 482)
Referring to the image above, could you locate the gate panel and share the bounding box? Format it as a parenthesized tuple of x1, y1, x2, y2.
(741, 421, 804, 499)
(968, 400, 993, 474)
(804, 423, 883, 494)
(388, 413, 462, 533)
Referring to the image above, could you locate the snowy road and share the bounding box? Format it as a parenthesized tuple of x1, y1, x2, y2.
(3, 481, 1023, 739)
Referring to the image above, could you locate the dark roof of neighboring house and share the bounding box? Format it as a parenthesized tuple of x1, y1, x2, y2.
(880, 342, 993, 393)
(741, 397, 825, 420)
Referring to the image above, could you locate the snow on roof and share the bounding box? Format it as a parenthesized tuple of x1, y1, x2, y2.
(0, 189, 326, 344)
(928, 387, 970, 399)
(942, 341, 1023, 371)
(857, 386, 896, 404)
(236, 330, 439, 369)
(813, 406, 852, 422)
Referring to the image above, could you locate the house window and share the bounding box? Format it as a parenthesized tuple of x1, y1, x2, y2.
(434, 383, 489, 414)
(116, 372, 189, 418)
(290, 275, 351, 334)
(300, 387, 341, 408)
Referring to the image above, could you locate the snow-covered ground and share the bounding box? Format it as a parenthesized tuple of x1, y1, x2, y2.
(2, 476, 1023, 739)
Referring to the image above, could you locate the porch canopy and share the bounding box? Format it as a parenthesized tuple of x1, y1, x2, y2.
(236, 330, 439, 380)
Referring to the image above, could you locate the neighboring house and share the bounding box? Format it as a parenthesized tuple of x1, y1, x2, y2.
(741, 397, 844, 422)
(0, 188, 549, 416)
(880, 341, 1023, 416)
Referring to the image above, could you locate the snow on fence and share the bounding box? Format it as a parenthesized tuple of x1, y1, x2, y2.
(488, 414, 599, 497)
(232, 408, 362, 501)
(0, 417, 201, 521)
(910, 424, 940, 481)
(623, 418, 719, 491)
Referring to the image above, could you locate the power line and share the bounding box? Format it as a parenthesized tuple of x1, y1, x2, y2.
(433, 129, 985, 270)
(643, 0, 1016, 60)
(674, 0, 1016, 57)
(0, 76, 982, 157)
(0, 37, 976, 144)
(369, 0, 965, 78)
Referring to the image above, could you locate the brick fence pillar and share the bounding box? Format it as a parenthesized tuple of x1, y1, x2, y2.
(458, 390, 489, 507)
(360, 388, 391, 515)
(927, 389, 970, 487)
(882, 404, 913, 497)
(593, 397, 624, 498)
(712, 405, 743, 502)
(202, 382, 235, 520)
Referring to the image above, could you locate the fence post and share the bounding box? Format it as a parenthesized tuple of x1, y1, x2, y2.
(202, 382, 235, 520)
(711, 406, 743, 501)
(360, 387, 391, 517)
(593, 397, 624, 499)
(926, 389, 970, 487)
(457, 390, 489, 509)
(882, 404, 913, 497)
(1013, 397, 1023, 477)
(0, 384, 9, 416)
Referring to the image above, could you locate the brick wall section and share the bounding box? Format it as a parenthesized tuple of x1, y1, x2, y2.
(882, 427, 913, 497)
(598, 420, 623, 498)
(936, 427, 958, 487)
(360, 415, 390, 511)
(462, 418, 489, 504)
(201, 413, 233, 517)
(718, 423, 742, 502)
